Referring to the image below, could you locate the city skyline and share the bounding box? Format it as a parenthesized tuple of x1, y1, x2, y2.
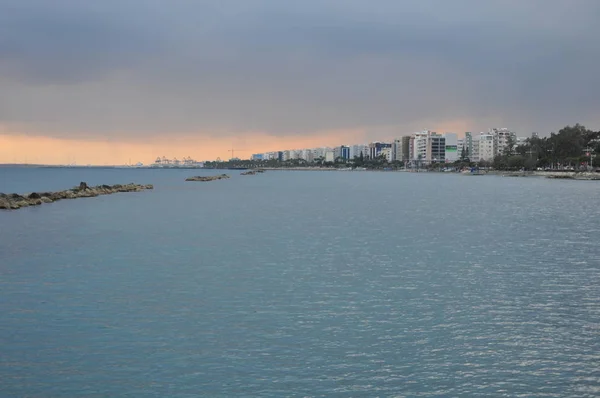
(0, 126, 588, 165)
(2, 0, 600, 164)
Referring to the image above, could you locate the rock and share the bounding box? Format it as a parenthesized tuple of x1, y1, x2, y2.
(0, 197, 12, 209)
(241, 171, 256, 176)
(0, 182, 153, 211)
(186, 174, 230, 182)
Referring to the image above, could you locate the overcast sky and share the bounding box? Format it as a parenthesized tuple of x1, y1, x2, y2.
(1, 0, 599, 145)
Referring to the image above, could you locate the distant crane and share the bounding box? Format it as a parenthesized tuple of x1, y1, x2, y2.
(228, 147, 247, 160)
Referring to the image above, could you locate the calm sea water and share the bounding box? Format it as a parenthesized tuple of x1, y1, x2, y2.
(1, 167, 600, 397)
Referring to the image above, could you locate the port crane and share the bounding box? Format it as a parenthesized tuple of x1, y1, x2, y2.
(228, 147, 247, 160)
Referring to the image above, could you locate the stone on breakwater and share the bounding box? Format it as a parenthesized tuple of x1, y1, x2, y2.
(185, 174, 230, 182)
(241, 171, 256, 175)
(0, 182, 153, 211)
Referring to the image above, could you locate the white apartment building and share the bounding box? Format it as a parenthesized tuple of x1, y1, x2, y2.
(301, 149, 314, 162)
(471, 139, 480, 162)
(490, 128, 516, 156)
(313, 147, 328, 160)
(478, 133, 495, 162)
(350, 144, 368, 159)
(325, 151, 335, 163)
(413, 131, 429, 161)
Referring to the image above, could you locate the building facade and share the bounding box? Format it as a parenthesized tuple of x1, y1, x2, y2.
(443, 133, 458, 162)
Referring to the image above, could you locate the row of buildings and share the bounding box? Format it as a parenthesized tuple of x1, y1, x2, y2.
(251, 128, 528, 165)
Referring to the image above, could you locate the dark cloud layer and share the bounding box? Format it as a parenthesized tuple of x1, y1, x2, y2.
(1, 0, 599, 140)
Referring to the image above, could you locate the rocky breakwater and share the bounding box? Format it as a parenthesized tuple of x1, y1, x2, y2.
(185, 174, 230, 182)
(241, 171, 256, 176)
(543, 171, 600, 180)
(0, 182, 154, 210)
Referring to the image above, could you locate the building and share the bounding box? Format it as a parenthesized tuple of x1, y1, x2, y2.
(401, 136, 411, 162)
(341, 146, 350, 160)
(333, 145, 350, 161)
(325, 151, 335, 163)
(465, 132, 474, 159)
(252, 153, 264, 161)
(478, 133, 494, 162)
(392, 139, 401, 162)
(333, 146, 343, 160)
(392, 138, 410, 162)
(443, 133, 458, 162)
(427, 133, 445, 163)
(413, 131, 429, 162)
(368, 142, 392, 159)
(490, 128, 516, 156)
(471, 138, 480, 162)
(350, 144, 368, 159)
(380, 147, 392, 162)
(301, 149, 314, 162)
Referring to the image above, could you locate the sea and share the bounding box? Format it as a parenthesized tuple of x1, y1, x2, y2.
(1, 167, 600, 397)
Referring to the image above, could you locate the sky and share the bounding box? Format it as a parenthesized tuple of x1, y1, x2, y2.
(1, 0, 599, 164)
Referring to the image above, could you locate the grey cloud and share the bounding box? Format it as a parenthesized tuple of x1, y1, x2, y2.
(1, 0, 599, 140)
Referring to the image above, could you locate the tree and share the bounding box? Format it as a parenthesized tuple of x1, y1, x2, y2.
(460, 146, 466, 160)
(505, 135, 516, 156)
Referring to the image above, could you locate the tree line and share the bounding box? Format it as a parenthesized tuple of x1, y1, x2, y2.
(493, 124, 599, 171)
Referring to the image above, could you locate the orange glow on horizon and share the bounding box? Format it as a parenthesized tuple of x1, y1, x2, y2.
(0, 129, 368, 165)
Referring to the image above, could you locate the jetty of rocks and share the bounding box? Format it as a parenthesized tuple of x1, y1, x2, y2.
(0, 182, 153, 210)
(545, 172, 600, 180)
(185, 174, 230, 182)
(241, 171, 256, 176)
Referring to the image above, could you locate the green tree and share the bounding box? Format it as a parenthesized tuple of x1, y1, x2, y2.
(505, 135, 516, 156)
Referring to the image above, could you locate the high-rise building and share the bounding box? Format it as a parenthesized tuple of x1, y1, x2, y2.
(401, 136, 411, 162)
(443, 133, 458, 162)
(392, 138, 402, 162)
(465, 132, 474, 159)
(490, 128, 516, 156)
(413, 131, 429, 161)
(380, 147, 392, 162)
(369, 142, 392, 159)
(350, 144, 368, 159)
(427, 133, 445, 163)
(341, 146, 350, 160)
(301, 149, 314, 162)
(478, 133, 494, 162)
